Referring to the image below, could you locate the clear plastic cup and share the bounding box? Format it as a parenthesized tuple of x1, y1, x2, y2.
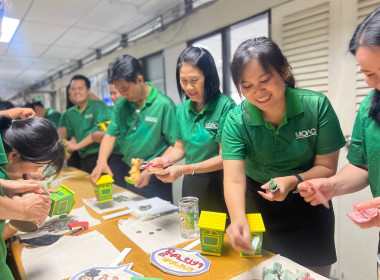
(178, 196, 199, 239)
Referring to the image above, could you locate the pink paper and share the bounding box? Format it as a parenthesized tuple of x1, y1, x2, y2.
(347, 208, 378, 223)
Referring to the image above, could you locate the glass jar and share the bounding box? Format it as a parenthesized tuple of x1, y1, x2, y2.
(178, 196, 199, 239)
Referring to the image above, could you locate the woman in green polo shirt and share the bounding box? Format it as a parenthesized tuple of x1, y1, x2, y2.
(153, 46, 235, 213)
(298, 7, 380, 253)
(222, 37, 345, 278)
(0, 115, 65, 280)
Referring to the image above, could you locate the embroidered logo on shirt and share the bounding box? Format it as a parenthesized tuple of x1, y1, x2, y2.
(205, 122, 219, 129)
(145, 116, 158, 123)
(295, 128, 317, 139)
(84, 113, 93, 119)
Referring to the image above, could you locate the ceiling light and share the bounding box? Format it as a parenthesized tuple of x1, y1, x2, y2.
(0, 17, 20, 43)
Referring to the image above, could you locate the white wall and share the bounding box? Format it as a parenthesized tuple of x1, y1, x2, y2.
(163, 43, 186, 104)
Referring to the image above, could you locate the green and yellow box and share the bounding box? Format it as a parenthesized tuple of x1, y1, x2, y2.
(240, 213, 266, 257)
(198, 211, 227, 256)
(94, 174, 114, 203)
(49, 184, 76, 217)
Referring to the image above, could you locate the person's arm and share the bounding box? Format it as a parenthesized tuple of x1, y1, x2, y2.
(0, 108, 35, 119)
(156, 143, 223, 183)
(188, 144, 223, 173)
(0, 194, 51, 226)
(3, 224, 17, 240)
(259, 150, 340, 201)
(89, 134, 116, 185)
(58, 126, 67, 140)
(298, 163, 369, 206)
(1, 179, 46, 197)
(65, 131, 106, 152)
(224, 159, 253, 254)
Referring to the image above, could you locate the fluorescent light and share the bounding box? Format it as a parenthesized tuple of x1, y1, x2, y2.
(0, 17, 20, 43)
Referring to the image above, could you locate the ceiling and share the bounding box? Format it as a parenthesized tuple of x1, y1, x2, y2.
(0, 0, 188, 100)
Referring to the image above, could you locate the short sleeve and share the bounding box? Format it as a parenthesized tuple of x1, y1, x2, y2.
(215, 99, 236, 143)
(161, 101, 176, 146)
(347, 106, 366, 165)
(107, 104, 120, 137)
(315, 96, 346, 155)
(94, 103, 111, 124)
(221, 110, 247, 160)
(58, 111, 67, 128)
(173, 106, 182, 141)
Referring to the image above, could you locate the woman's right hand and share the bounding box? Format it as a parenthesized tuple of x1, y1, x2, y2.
(226, 218, 253, 254)
(14, 194, 51, 226)
(90, 162, 113, 185)
(298, 178, 334, 206)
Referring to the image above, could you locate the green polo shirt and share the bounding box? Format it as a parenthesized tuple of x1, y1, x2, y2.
(174, 92, 236, 164)
(347, 90, 380, 197)
(45, 107, 61, 128)
(0, 135, 7, 166)
(106, 106, 121, 155)
(65, 98, 110, 158)
(222, 87, 346, 183)
(58, 110, 67, 128)
(58, 111, 74, 140)
(0, 168, 13, 280)
(107, 82, 176, 165)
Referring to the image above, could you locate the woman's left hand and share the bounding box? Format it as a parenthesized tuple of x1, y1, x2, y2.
(134, 170, 151, 188)
(348, 197, 380, 229)
(258, 176, 297, 201)
(156, 166, 182, 183)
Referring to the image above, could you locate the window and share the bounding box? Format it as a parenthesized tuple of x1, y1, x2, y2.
(229, 13, 269, 103)
(140, 51, 166, 93)
(190, 12, 269, 104)
(192, 33, 223, 89)
(99, 73, 112, 106)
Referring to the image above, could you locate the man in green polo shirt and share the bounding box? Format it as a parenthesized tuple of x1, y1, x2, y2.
(26, 96, 61, 127)
(90, 55, 176, 202)
(63, 75, 110, 173)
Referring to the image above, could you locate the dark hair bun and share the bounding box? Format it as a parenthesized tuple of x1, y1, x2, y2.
(0, 115, 12, 131)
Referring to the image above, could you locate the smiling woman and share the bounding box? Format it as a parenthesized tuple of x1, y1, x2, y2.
(222, 37, 346, 278)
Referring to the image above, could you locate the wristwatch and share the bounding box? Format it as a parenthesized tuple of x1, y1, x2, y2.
(292, 174, 303, 194)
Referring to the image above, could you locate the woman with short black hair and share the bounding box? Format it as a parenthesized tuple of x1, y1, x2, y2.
(153, 46, 236, 213)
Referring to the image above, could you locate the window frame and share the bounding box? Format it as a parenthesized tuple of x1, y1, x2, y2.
(188, 10, 271, 96)
(140, 50, 166, 93)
